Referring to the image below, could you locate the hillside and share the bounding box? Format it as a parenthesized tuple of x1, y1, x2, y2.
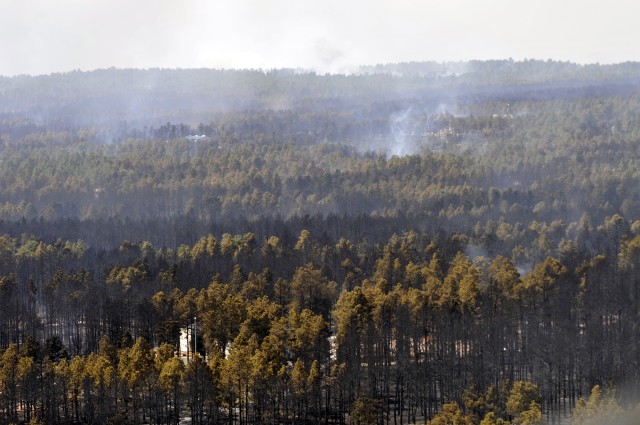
(0, 61, 640, 424)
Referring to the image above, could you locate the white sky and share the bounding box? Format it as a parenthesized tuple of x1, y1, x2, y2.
(1, 0, 639, 76)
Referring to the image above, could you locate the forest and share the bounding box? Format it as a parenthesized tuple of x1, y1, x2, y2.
(1, 60, 640, 424)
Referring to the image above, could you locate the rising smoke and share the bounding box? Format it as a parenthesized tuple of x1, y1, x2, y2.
(388, 107, 416, 158)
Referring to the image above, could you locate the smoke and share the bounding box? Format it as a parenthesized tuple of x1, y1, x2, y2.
(385, 102, 470, 158)
(456, 133, 489, 157)
(466, 243, 489, 262)
(568, 383, 640, 425)
(516, 264, 532, 276)
(435, 101, 462, 117)
(313, 39, 348, 74)
(388, 107, 416, 158)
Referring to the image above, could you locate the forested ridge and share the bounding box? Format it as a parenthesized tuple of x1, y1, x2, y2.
(1, 60, 640, 424)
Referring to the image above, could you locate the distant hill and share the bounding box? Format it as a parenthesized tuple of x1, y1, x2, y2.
(1, 60, 639, 133)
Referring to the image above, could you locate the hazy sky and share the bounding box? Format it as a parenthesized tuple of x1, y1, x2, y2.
(1, 0, 639, 76)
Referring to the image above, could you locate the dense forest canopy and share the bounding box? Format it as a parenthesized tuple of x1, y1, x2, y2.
(1, 60, 640, 424)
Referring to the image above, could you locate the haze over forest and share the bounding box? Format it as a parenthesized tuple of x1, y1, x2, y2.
(1, 61, 640, 425)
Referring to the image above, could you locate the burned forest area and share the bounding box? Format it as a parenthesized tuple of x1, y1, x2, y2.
(1, 60, 640, 424)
